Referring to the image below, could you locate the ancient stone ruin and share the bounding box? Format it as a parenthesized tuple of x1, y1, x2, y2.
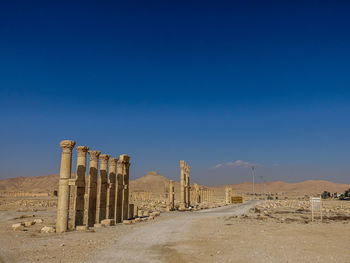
(180, 160, 191, 210)
(169, 180, 175, 210)
(56, 140, 132, 233)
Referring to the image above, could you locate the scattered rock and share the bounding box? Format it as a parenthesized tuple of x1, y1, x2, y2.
(12, 223, 25, 231)
(34, 218, 43, 224)
(40, 226, 55, 233)
(123, 220, 132, 224)
(24, 221, 35, 227)
(76, 226, 89, 231)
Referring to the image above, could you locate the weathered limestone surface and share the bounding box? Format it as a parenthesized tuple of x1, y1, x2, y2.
(169, 180, 175, 210)
(55, 139, 133, 231)
(106, 157, 117, 219)
(72, 146, 89, 228)
(84, 150, 101, 227)
(128, 204, 134, 219)
(186, 166, 191, 207)
(56, 140, 76, 233)
(225, 187, 231, 204)
(115, 159, 124, 223)
(180, 160, 191, 209)
(96, 154, 110, 223)
(133, 205, 138, 218)
(121, 154, 131, 221)
(180, 161, 186, 210)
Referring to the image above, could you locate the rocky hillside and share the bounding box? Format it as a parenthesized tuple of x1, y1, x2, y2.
(0, 172, 349, 195)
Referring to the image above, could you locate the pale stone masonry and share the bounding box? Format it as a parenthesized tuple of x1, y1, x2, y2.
(106, 157, 117, 220)
(169, 180, 175, 210)
(180, 160, 191, 209)
(128, 204, 134, 219)
(115, 159, 124, 223)
(180, 161, 186, 210)
(121, 154, 131, 221)
(225, 187, 231, 204)
(55, 140, 132, 232)
(84, 150, 101, 227)
(71, 146, 89, 228)
(96, 154, 110, 223)
(56, 140, 76, 233)
(186, 166, 191, 207)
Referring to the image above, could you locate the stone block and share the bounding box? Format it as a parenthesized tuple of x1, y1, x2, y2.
(101, 219, 115, 226)
(24, 221, 35, 227)
(123, 220, 132, 224)
(34, 218, 43, 224)
(40, 226, 55, 233)
(94, 223, 103, 228)
(76, 225, 89, 231)
(137, 210, 144, 217)
(12, 223, 25, 231)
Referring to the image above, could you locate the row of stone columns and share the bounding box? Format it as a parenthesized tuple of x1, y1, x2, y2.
(199, 187, 213, 203)
(180, 160, 191, 210)
(56, 140, 131, 233)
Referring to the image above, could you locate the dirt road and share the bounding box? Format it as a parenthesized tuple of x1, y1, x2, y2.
(90, 201, 260, 263)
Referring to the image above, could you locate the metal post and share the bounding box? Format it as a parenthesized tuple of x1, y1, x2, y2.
(251, 166, 255, 199)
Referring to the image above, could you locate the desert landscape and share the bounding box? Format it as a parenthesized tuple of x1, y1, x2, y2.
(1, 166, 350, 262)
(2, 1, 350, 262)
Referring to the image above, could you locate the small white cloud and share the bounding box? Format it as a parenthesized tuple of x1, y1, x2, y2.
(213, 160, 255, 169)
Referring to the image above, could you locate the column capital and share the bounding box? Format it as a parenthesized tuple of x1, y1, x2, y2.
(119, 154, 130, 163)
(100, 154, 110, 164)
(180, 160, 185, 168)
(88, 150, 101, 161)
(109, 157, 118, 166)
(117, 159, 124, 168)
(76, 146, 89, 156)
(60, 140, 76, 153)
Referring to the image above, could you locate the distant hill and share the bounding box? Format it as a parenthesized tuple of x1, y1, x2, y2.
(0, 174, 59, 193)
(227, 180, 350, 194)
(130, 171, 180, 193)
(0, 172, 349, 195)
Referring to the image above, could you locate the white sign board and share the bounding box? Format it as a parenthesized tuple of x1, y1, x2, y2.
(310, 196, 322, 221)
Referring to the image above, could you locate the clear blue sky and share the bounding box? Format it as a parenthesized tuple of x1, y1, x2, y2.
(1, 0, 349, 185)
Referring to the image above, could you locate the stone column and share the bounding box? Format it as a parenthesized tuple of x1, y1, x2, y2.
(56, 140, 76, 233)
(194, 184, 199, 203)
(114, 159, 123, 223)
(185, 163, 187, 206)
(128, 204, 134, 219)
(96, 154, 110, 224)
(169, 180, 175, 210)
(106, 157, 117, 219)
(180, 160, 186, 210)
(187, 166, 191, 207)
(72, 146, 89, 228)
(225, 187, 230, 205)
(84, 150, 100, 227)
(121, 154, 131, 221)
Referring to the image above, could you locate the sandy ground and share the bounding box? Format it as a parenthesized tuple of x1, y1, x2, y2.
(91, 201, 350, 263)
(1, 198, 350, 263)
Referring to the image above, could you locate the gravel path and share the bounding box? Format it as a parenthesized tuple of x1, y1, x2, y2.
(90, 201, 260, 263)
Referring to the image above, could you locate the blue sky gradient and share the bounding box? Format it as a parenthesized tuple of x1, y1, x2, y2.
(1, 0, 349, 184)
